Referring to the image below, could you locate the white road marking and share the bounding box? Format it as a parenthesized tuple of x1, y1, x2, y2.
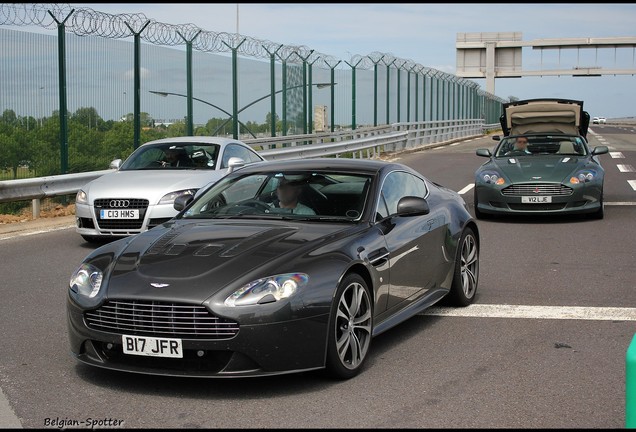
(610, 151, 624, 158)
(457, 184, 474, 195)
(423, 304, 636, 321)
(0, 386, 21, 428)
(629, 180, 636, 191)
(617, 164, 635, 172)
(606, 201, 636, 206)
(0, 224, 75, 241)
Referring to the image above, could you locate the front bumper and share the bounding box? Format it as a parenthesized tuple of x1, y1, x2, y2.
(75, 201, 175, 238)
(67, 296, 330, 378)
(474, 182, 603, 216)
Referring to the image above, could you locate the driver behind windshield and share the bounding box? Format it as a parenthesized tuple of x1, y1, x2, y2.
(269, 177, 316, 215)
(505, 137, 531, 155)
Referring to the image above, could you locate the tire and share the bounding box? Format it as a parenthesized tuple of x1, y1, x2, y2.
(325, 273, 373, 380)
(446, 227, 479, 307)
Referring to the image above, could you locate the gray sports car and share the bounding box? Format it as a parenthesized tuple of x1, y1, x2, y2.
(474, 98, 609, 219)
(67, 158, 480, 379)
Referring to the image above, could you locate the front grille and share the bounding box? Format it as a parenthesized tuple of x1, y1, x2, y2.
(85, 300, 239, 339)
(94, 198, 149, 230)
(501, 183, 573, 196)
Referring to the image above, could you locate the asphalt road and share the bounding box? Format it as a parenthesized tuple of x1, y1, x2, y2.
(1, 124, 635, 428)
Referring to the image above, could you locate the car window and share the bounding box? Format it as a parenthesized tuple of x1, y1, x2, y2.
(123, 147, 164, 169)
(377, 171, 427, 220)
(183, 170, 372, 221)
(120, 143, 221, 170)
(495, 136, 587, 157)
(220, 143, 263, 168)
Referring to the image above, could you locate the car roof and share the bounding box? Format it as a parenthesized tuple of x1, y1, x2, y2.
(500, 98, 590, 138)
(231, 157, 400, 175)
(139, 136, 249, 147)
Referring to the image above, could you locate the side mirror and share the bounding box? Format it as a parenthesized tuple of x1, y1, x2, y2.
(109, 159, 122, 169)
(492, 135, 501, 141)
(592, 146, 609, 156)
(226, 157, 245, 173)
(174, 194, 193, 212)
(396, 196, 430, 216)
(476, 148, 492, 158)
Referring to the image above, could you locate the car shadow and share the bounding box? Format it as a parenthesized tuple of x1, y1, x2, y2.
(79, 236, 123, 249)
(74, 362, 333, 397)
(472, 211, 598, 225)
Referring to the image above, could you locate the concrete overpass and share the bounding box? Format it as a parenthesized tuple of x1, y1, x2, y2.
(456, 32, 636, 93)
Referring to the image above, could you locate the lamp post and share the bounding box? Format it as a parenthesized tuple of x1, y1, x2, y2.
(149, 90, 253, 135)
(38, 86, 44, 127)
(149, 82, 334, 139)
(122, 91, 127, 121)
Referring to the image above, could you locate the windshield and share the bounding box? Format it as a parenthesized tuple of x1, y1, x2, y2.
(120, 142, 220, 170)
(181, 170, 373, 222)
(494, 135, 588, 158)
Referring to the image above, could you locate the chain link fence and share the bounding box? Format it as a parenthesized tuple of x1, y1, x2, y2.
(0, 3, 506, 186)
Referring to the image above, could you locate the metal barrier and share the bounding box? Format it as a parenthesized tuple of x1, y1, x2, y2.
(244, 125, 395, 151)
(0, 119, 494, 218)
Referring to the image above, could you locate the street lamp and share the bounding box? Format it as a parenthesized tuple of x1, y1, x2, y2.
(149, 82, 335, 139)
(39, 86, 44, 127)
(150, 90, 261, 138)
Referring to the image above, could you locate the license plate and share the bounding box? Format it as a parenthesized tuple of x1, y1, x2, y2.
(522, 196, 552, 204)
(122, 335, 183, 358)
(100, 209, 140, 219)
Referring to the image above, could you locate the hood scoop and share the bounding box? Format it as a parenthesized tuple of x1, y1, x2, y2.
(193, 243, 224, 257)
(141, 224, 298, 259)
(129, 224, 301, 279)
(145, 224, 189, 255)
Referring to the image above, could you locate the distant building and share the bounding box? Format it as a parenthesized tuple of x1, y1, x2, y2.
(314, 105, 328, 132)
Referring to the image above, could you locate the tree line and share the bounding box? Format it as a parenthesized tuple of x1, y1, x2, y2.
(0, 107, 293, 181)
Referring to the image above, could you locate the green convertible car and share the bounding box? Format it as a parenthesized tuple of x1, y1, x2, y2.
(474, 98, 609, 220)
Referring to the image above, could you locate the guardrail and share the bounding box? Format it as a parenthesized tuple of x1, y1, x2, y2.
(0, 119, 494, 218)
(244, 125, 395, 151)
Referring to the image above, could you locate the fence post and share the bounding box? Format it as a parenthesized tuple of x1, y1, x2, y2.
(32, 198, 41, 219)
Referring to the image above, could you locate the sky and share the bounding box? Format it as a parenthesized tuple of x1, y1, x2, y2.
(7, 3, 636, 120)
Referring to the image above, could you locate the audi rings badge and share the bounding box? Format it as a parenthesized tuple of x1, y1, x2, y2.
(109, 199, 130, 208)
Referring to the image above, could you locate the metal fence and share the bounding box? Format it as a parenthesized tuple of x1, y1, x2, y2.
(0, 119, 497, 218)
(0, 3, 507, 184)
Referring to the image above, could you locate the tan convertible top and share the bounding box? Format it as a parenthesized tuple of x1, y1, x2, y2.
(505, 100, 581, 135)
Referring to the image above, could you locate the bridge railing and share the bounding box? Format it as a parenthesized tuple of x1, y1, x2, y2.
(0, 119, 497, 218)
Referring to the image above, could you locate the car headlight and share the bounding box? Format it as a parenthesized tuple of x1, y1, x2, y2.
(225, 273, 309, 306)
(479, 171, 505, 185)
(570, 169, 598, 184)
(158, 189, 197, 205)
(69, 263, 103, 298)
(76, 189, 87, 205)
